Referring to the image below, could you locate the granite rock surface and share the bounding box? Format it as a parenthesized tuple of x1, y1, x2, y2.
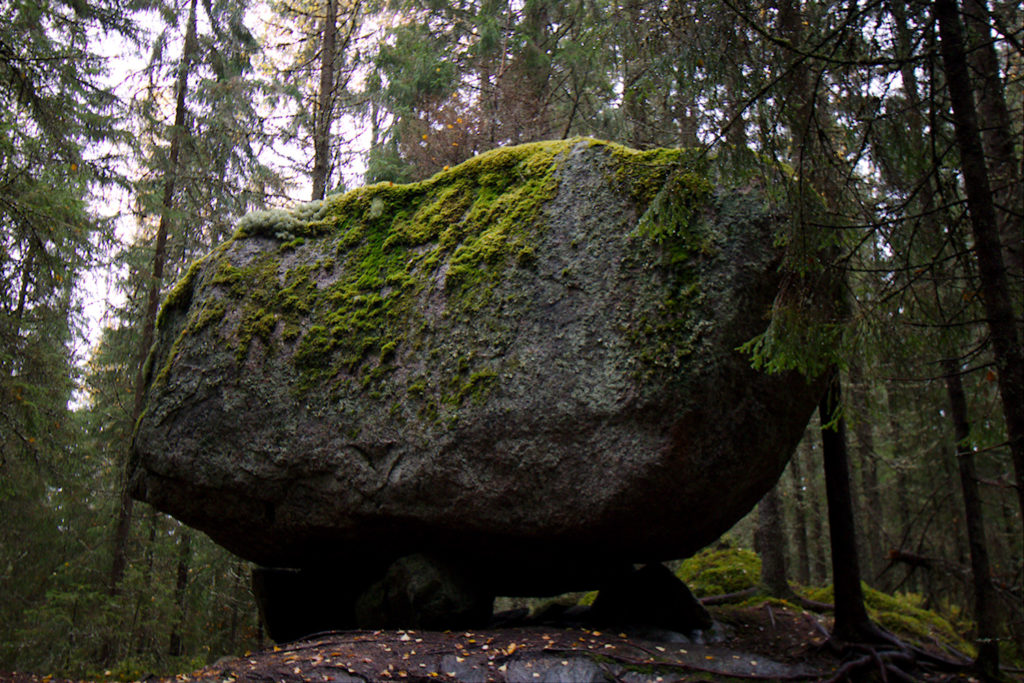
(130, 138, 822, 597)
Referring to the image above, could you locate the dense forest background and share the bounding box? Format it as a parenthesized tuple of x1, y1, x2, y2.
(0, 0, 1021, 677)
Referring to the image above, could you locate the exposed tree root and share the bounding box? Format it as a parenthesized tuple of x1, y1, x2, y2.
(699, 587, 759, 605)
(824, 647, 917, 683)
(791, 593, 836, 613)
(822, 625, 972, 682)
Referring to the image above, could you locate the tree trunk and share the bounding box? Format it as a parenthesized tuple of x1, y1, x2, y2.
(168, 529, 193, 657)
(803, 431, 831, 584)
(311, 0, 338, 201)
(943, 358, 1001, 679)
(110, 0, 199, 595)
(13, 248, 34, 326)
(756, 483, 792, 597)
(788, 448, 812, 585)
(228, 560, 245, 652)
(887, 390, 917, 591)
(622, 0, 650, 149)
(820, 368, 876, 642)
(935, 0, 1024, 544)
(776, 0, 814, 175)
(962, 0, 1023, 282)
(131, 508, 160, 655)
(848, 363, 883, 583)
(940, 440, 970, 568)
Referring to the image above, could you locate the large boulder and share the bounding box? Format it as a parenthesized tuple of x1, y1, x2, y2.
(130, 138, 821, 598)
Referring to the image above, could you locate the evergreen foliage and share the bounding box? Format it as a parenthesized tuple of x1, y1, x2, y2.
(0, 0, 1021, 675)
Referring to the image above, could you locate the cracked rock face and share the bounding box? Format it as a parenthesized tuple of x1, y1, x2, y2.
(130, 139, 823, 595)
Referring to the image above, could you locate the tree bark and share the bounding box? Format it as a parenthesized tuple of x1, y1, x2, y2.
(934, 0, 1024, 544)
(110, 0, 199, 595)
(788, 447, 812, 585)
(311, 0, 338, 201)
(886, 390, 918, 592)
(820, 368, 876, 642)
(131, 508, 160, 655)
(168, 529, 193, 657)
(756, 483, 793, 597)
(622, 0, 650, 149)
(962, 0, 1023, 283)
(943, 358, 1001, 679)
(776, 0, 815, 176)
(848, 363, 883, 584)
(803, 432, 831, 584)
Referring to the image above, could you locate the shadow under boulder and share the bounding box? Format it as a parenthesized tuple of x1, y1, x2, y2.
(255, 558, 716, 644)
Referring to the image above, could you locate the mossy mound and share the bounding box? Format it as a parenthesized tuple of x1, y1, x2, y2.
(804, 584, 975, 655)
(676, 544, 762, 597)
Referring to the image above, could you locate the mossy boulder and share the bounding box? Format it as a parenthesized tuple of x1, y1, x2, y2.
(676, 544, 762, 597)
(130, 138, 823, 598)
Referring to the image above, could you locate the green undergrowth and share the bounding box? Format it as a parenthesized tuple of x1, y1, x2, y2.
(803, 583, 975, 656)
(670, 544, 986, 661)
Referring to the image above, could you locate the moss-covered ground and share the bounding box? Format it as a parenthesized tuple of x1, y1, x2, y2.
(670, 542, 1023, 670)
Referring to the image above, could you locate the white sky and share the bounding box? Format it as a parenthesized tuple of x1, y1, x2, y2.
(77, 4, 371, 366)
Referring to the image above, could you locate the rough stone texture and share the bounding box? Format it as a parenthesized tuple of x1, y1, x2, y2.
(130, 138, 823, 596)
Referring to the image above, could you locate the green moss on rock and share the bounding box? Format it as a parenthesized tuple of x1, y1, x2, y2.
(151, 137, 724, 411)
(676, 544, 762, 597)
(804, 584, 975, 655)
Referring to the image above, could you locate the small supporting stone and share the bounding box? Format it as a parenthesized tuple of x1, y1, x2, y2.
(593, 563, 713, 635)
(252, 564, 380, 643)
(354, 553, 494, 630)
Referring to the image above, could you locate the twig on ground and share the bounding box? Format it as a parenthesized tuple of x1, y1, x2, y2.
(700, 587, 759, 605)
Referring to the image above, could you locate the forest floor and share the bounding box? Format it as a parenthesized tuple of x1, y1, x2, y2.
(0, 601, 1001, 682)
